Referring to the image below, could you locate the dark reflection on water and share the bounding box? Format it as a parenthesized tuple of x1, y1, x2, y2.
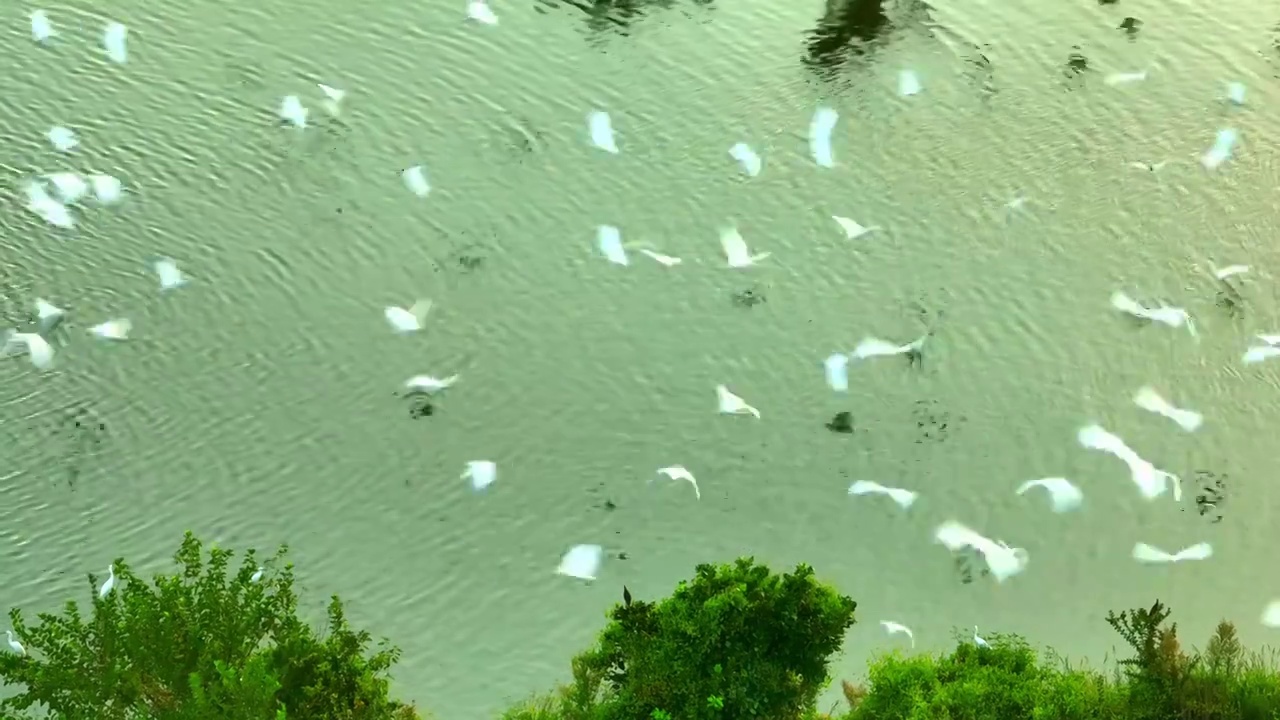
(537, 0, 714, 36)
(803, 0, 891, 77)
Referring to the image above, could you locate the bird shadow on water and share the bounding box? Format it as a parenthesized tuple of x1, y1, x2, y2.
(535, 0, 715, 38)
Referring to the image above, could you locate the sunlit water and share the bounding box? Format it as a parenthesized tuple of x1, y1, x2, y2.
(2, 0, 1279, 716)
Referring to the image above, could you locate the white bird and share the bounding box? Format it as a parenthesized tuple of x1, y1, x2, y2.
(250, 566, 265, 583)
(588, 111, 618, 154)
(1244, 345, 1280, 365)
(30, 10, 54, 43)
(1015, 477, 1083, 513)
(46, 172, 88, 204)
(467, 0, 498, 25)
(153, 257, 187, 291)
(897, 69, 922, 96)
(1077, 424, 1181, 501)
(1201, 128, 1238, 171)
(973, 626, 990, 647)
(48, 126, 78, 152)
(1257, 334, 1280, 346)
(402, 166, 430, 198)
(462, 460, 497, 490)
(1226, 82, 1246, 106)
(1132, 541, 1212, 564)
(35, 298, 65, 331)
(90, 174, 123, 204)
(1262, 600, 1280, 628)
(1214, 264, 1249, 281)
(654, 466, 700, 499)
(1133, 386, 1202, 432)
(832, 216, 879, 240)
(98, 564, 116, 598)
(1110, 292, 1196, 336)
(637, 248, 682, 267)
(90, 319, 131, 341)
(718, 226, 770, 268)
(880, 620, 915, 647)
(2, 331, 54, 371)
(279, 95, 308, 128)
(1104, 69, 1148, 86)
(934, 520, 1029, 583)
(103, 22, 127, 63)
(824, 353, 849, 391)
(5, 630, 24, 655)
(597, 225, 629, 265)
(24, 180, 74, 228)
(317, 83, 346, 116)
(728, 142, 762, 177)
(404, 374, 458, 394)
(556, 544, 603, 581)
(716, 384, 760, 419)
(851, 335, 926, 361)
(808, 106, 838, 168)
(384, 300, 432, 333)
(847, 480, 917, 510)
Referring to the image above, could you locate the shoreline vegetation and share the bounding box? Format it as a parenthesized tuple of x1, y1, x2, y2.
(1, 536, 1277, 719)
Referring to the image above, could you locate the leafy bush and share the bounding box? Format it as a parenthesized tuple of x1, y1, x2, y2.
(0, 532, 422, 720)
(568, 557, 857, 720)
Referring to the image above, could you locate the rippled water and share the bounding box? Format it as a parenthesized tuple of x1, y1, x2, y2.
(2, 0, 1279, 716)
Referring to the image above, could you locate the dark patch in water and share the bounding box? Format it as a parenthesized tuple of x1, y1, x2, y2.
(826, 411, 855, 434)
(1119, 17, 1141, 37)
(912, 400, 963, 445)
(1183, 470, 1226, 524)
(731, 287, 766, 308)
(537, 0, 714, 37)
(803, 0, 891, 77)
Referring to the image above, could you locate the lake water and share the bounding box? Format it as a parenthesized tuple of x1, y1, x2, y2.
(2, 0, 1279, 716)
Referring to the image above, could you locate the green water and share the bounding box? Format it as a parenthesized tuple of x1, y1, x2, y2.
(2, 0, 1279, 716)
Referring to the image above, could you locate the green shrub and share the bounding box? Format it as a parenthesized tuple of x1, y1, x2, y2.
(572, 556, 857, 720)
(0, 532, 423, 720)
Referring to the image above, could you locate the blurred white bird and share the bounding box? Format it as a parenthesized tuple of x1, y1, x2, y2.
(1105, 69, 1148, 86)
(588, 111, 618, 153)
(30, 10, 54, 43)
(556, 544, 603, 580)
(384, 300, 432, 333)
(833, 216, 879, 239)
(716, 385, 760, 418)
(279, 95, 308, 128)
(46, 172, 88, 204)
(463, 460, 497, 490)
(1244, 345, 1280, 364)
(90, 174, 123, 204)
(103, 21, 127, 63)
(250, 566, 265, 583)
(5, 630, 24, 655)
(654, 466, 700, 499)
(637, 248, 682, 267)
(973, 626, 990, 647)
(154, 258, 187, 290)
(317, 83, 346, 115)
(1262, 600, 1280, 628)
(1133, 386, 1202, 432)
(402, 166, 430, 198)
(729, 142, 762, 177)
(1110, 291, 1196, 337)
(824, 353, 849, 391)
(597, 225, 629, 265)
(467, 1, 498, 25)
(898, 69, 922, 96)
(847, 480, 917, 510)
(1226, 82, 1246, 105)
(48, 126, 77, 152)
(1201, 128, 1238, 171)
(1015, 477, 1083, 513)
(880, 620, 915, 647)
(98, 564, 115, 598)
(851, 335, 926, 361)
(35, 298, 65, 332)
(90, 319, 131, 341)
(1132, 542, 1212, 564)
(1077, 424, 1181, 501)
(1213, 264, 1249, 281)
(24, 180, 74, 228)
(2, 331, 54, 371)
(718, 226, 770, 268)
(809, 106, 837, 167)
(404, 374, 458, 394)
(934, 520, 1029, 583)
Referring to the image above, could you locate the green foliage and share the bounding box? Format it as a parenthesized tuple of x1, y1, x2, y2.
(572, 556, 857, 720)
(0, 532, 422, 720)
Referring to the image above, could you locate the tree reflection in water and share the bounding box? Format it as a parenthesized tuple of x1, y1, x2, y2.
(537, 0, 714, 37)
(803, 0, 891, 78)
